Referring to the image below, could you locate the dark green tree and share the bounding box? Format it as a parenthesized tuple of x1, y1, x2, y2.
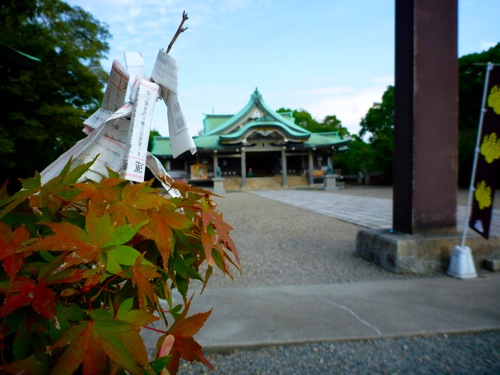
(332, 135, 376, 176)
(359, 85, 395, 141)
(358, 85, 395, 183)
(277, 108, 349, 135)
(457, 43, 500, 186)
(320, 114, 350, 137)
(277, 107, 319, 130)
(0, 0, 110, 190)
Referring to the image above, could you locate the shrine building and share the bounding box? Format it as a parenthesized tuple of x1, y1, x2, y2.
(151, 88, 350, 189)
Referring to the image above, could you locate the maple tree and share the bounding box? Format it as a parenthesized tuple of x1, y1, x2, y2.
(0, 160, 240, 374)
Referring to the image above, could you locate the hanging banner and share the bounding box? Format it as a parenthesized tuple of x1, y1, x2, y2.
(469, 64, 500, 239)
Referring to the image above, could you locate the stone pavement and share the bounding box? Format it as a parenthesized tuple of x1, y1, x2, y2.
(142, 188, 500, 354)
(251, 189, 500, 237)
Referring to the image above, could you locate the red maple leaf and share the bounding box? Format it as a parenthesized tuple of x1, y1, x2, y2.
(159, 297, 214, 374)
(0, 223, 32, 282)
(0, 277, 56, 320)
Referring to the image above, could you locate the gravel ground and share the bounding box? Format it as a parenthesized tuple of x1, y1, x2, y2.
(181, 331, 500, 375)
(181, 190, 499, 374)
(194, 192, 420, 290)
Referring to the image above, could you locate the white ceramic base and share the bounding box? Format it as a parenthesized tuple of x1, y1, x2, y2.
(447, 245, 477, 279)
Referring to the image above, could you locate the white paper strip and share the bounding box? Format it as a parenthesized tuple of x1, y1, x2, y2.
(124, 52, 145, 96)
(73, 135, 127, 183)
(40, 137, 93, 184)
(120, 78, 160, 182)
(83, 60, 129, 133)
(146, 152, 181, 198)
(83, 108, 113, 134)
(164, 90, 196, 158)
(102, 60, 129, 111)
(151, 49, 179, 93)
(41, 101, 133, 184)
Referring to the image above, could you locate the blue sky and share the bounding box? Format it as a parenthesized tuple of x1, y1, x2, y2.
(66, 0, 500, 137)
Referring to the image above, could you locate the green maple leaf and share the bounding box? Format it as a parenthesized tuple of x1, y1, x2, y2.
(27, 205, 146, 274)
(50, 308, 151, 374)
(0, 159, 92, 223)
(30, 158, 94, 214)
(106, 245, 152, 275)
(116, 297, 159, 329)
(0, 173, 41, 220)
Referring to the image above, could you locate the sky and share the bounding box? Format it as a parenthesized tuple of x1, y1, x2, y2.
(65, 0, 500, 137)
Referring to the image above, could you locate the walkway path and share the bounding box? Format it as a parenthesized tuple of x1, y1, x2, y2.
(251, 189, 500, 237)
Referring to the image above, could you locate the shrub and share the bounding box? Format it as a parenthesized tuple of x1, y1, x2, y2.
(0, 160, 240, 374)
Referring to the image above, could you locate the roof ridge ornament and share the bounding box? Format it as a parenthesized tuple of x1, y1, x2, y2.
(252, 87, 262, 99)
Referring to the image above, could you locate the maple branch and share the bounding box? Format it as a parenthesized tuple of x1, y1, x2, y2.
(166, 11, 188, 54)
(142, 325, 167, 334)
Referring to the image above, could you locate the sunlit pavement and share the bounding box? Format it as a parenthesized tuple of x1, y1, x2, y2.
(251, 189, 500, 237)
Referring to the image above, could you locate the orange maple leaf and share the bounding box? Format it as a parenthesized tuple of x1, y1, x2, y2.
(130, 254, 161, 310)
(200, 197, 240, 272)
(139, 205, 190, 266)
(50, 309, 151, 374)
(160, 297, 214, 374)
(105, 182, 165, 226)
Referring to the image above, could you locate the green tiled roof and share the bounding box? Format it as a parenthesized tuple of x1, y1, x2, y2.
(152, 88, 350, 157)
(306, 132, 350, 147)
(151, 136, 173, 156)
(219, 120, 310, 143)
(203, 114, 232, 133)
(203, 88, 309, 136)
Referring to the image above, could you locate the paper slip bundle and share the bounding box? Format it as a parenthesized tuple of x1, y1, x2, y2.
(40, 49, 197, 198)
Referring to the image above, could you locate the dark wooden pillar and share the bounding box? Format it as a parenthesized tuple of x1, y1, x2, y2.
(393, 0, 458, 234)
(281, 147, 288, 187)
(241, 147, 247, 188)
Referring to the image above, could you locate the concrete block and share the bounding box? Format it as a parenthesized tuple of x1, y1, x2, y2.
(483, 259, 500, 272)
(356, 228, 500, 275)
(324, 174, 339, 190)
(212, 177, 226, 194)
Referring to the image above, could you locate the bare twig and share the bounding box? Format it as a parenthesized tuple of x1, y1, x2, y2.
(166, 11, 188, 54)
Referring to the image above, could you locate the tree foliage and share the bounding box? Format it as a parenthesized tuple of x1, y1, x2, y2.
(277, 108, 349, 136)
(354, 85, 395, 182)
(335, 43, 500, 185)
(458, 43, 500, 186)
(0, 161, 239, 374)
(332, 135, 375, 176)
(0, 0, 110, 190)
(359, 86, 394, 142)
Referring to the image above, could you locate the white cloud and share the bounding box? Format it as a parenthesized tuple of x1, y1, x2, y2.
(369, 75, 394, 85)
(305, 82, 393, 135)
(303, 86, 354, 95)
(480, 41, 497, 51)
